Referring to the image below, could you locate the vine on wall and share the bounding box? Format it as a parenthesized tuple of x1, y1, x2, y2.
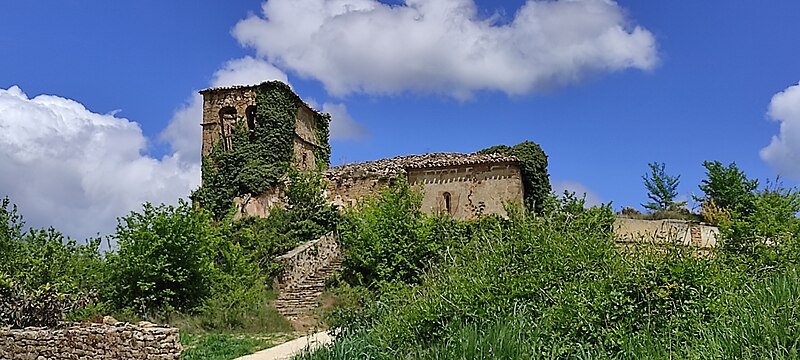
(193, 81, 331, 218)
(479, 140, 551, 214)
(314, 112, 332, 171)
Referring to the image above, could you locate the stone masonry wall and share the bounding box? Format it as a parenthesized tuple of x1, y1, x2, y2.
(276, 233, 341, 289)
(0, 322, 181, 359)
(199, 84, 322, 170)
(614, 218, 719, 249)
(200, 86, 258, 157)
(407, 162, 523, 219)
(324, 161, 525, 220)
(324, 175, 395, 209)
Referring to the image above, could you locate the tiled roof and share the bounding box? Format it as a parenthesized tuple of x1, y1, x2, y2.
(198, 82, 319, 112)
(325, 152, 518, 179)
(199, 84, 260, 93)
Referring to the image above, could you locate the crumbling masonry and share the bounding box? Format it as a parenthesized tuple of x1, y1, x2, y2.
(199, 82, 525, 220)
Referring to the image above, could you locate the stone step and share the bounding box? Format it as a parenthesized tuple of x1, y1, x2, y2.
(274, 254, 345, 317)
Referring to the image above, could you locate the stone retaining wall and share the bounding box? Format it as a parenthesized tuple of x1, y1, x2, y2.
(276, 232, 341, 288)
(0, 322, 181, 359)
(614, 218, 719, 249)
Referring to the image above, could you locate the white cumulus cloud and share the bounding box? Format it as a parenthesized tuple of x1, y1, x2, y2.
(0, 86, 200, 240)
(233, 0, 657, 99)
(322, 102, 368, 140)
(552, 180, 602, 207)
(760, 82, 800, 180)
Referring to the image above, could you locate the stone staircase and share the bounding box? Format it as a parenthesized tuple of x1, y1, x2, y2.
(274, 256, 342, 318)
(272, 233, 343, 319)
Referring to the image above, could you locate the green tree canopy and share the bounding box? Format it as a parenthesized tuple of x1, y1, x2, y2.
(106, 200, 217, 316)
(642, 162, 685, 211)
(695, 161, 758, 215)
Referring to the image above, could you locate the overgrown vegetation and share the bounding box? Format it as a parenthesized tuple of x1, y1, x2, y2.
(4, 123, 800, 360)
(1, 197, 105, 328)
(479, 140, 551, 213)
(193, 81, 331, 219)
(642, 161, 685, 211)
(0, 165, 337, 333)
(299, 163, 800, 359)
(181, 333, 274, 360)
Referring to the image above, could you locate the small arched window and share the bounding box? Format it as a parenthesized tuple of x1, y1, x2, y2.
(219, 107, 237, 150)
(245, 105, 256, 142)
(443, 192, 452, 214)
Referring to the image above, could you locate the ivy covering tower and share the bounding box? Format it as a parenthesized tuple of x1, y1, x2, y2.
(192, 81, 331, 218)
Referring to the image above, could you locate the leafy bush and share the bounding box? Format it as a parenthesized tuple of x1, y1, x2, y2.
(0, 197, 105, 327)
(337, 178, 449, 287)
(696, 161, 759, 216)
(718, 181, 800, 269)
(105, 200, 217, 317)
(0, 280, 82, 328)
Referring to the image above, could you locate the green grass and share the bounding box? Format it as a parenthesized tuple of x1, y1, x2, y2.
(299, 268, 800, 360)
(181, 333, 269, 360)
(691, 268, 800, 359)
(181, 332, 298, 360)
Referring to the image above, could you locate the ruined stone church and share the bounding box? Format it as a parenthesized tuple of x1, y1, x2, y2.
(200, 82, 525, 219)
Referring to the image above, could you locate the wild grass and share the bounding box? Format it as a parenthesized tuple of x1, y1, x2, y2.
(303, 268, 800, 359)
(301, 181, 800, 359)
(181, 333, 278, 360)
(168, 288, 292, 334)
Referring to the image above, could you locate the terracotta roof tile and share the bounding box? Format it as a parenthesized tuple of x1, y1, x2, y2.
(325, 152, 518, 180)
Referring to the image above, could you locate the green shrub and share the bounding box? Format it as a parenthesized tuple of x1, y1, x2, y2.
(718, 180, 800, 270)
(0, 281, 82, 328)
(338, 178, 449, 287)
(0, 197, 106, 327)
(105, 200, 217, 317)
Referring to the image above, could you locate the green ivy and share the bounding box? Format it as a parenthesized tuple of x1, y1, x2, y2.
(314, 112, 332, 171)
(479, 141, 551, 214)
(193, 81, 331, 218)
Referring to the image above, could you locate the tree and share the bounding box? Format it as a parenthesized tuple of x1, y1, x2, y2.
(695, 161, 758, 215)
(106, 200, 217, 316)
(642, 162, 685, 211)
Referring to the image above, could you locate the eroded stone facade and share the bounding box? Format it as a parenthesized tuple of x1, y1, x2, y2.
(199, 84, 321, 171)
(200, 84, 527, 220)
(324, 153, 524, 219)
(614, 218, 719, 249)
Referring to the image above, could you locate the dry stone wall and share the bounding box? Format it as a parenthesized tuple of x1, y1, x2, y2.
(0, 322, 181, 359)
(614, 218, 719, 249)
(276, 233, 341, 288)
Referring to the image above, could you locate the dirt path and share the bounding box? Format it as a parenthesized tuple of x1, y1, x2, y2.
(235, 331, 332, 360)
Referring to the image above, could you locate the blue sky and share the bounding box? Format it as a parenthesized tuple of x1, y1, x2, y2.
(2, 0, 800, 240)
